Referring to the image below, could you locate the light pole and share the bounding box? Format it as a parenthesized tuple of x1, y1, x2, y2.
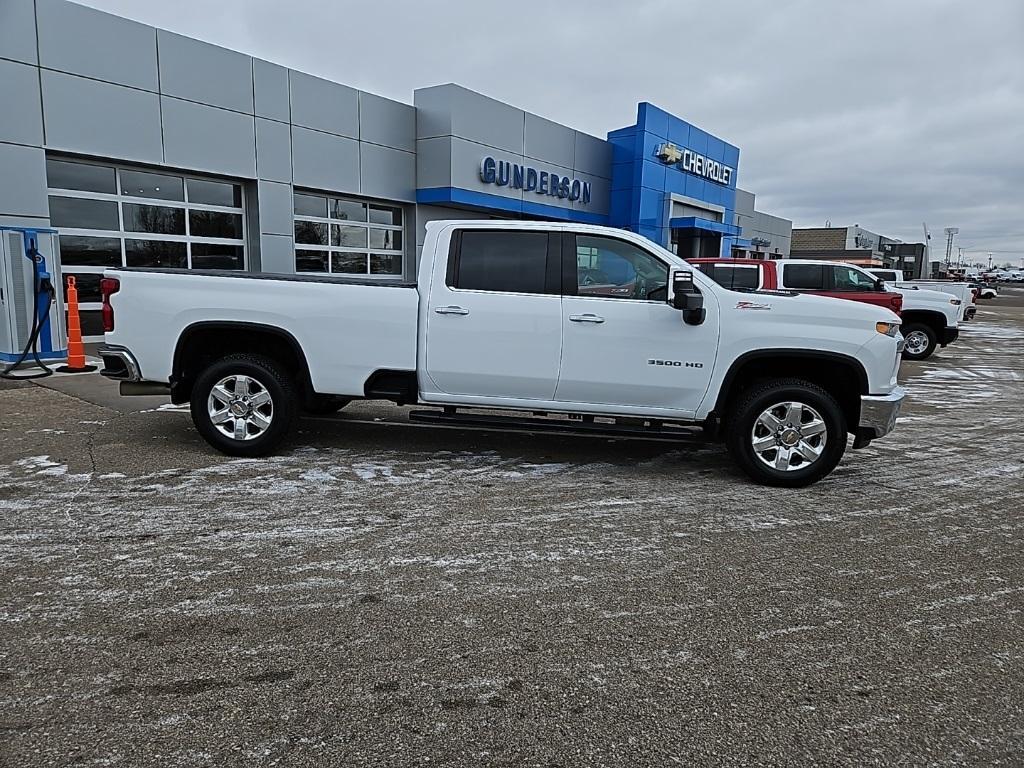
(943, 227, 959, 267)
(988, 253, 993, 270)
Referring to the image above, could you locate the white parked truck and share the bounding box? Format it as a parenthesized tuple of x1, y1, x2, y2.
(98, 221, 905, 487)
(869, 270, 976, 323)
(863, 269, 963, 360)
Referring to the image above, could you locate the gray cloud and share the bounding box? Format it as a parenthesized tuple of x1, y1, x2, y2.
(79, 0, 1024, 265)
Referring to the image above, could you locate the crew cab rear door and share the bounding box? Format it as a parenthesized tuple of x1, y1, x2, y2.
(422, 228, 563, 400)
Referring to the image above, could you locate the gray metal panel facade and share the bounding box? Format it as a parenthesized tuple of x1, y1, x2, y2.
(36, 0, 158, 91)
(41, 70, 164, 164)
(257, 181, 294, 236)
(360, 143, 416, 203)
(291, 126, 360, 194)
(289, 71, 359, 139)
(525, 114, 575, 168)
(255, 118, 292, 183)
(3, 0, 418, 279)
(0, 0, 38, 65)
(253, 59, 290, 123)
(413, 84, 614, 221)
(0, 144, 49, 219)
(360, 92, 416, 153)
(161, 96, 257, 178)
(0, 59, 44, 146)
(157, 30, 255, 115)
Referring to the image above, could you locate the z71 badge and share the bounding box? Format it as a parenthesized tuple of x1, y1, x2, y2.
(736, 300, 771, 311)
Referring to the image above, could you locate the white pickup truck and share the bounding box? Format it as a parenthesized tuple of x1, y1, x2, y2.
(869, 270, 976, 323)
(98, 221, 905, 486)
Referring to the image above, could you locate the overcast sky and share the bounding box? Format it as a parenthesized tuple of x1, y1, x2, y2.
(80, 0, 1024, 265)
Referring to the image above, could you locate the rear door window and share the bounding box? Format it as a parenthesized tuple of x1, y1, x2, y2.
(782, 263, 826, 290)
(698, 263, 761, 290)
(450, 230, 552, 294)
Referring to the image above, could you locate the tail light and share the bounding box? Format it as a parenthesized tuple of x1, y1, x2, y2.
(890, 293, 903, 315)
(100, 277, 120, 332)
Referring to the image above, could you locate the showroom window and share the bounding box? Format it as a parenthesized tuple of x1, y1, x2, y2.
(293, 191, 404, 276)
(47, 157, 246, 337)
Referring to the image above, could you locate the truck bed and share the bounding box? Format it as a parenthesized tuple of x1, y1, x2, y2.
(103, 268, 419, 396)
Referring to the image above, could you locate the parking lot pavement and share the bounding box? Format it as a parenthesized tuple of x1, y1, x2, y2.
(2, 292, 1023, 767)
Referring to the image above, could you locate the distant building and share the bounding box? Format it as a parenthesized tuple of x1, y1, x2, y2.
(731, 190, 792, 259)
(881, 242, 931, 279)
(790, 225, 897, 266)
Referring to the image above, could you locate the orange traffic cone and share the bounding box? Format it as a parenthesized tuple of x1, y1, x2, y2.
(56, 275, 97, 373)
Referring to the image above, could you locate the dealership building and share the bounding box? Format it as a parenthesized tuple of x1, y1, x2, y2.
(0, 0, 791, 339)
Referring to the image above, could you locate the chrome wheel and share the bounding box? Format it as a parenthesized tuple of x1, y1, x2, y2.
(750, 401, 827, 472)
(904, 330, 930, 357)
(207, 374, 274, 441)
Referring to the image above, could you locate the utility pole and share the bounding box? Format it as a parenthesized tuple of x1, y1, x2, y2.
(943, 227, 959, 267)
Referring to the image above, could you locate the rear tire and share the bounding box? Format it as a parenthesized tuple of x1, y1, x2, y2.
(901, 323, 937, 360)
(190, 353, 296, 457)
(726, 378, 847, 487)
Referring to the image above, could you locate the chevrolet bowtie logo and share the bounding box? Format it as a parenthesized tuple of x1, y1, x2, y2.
(655, 142, 683, 164)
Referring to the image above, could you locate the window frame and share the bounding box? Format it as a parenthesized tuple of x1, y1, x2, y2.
(445, 228, 561, 296)
(292, 190, 405, 278)
(562, 232, 671, 303)
(780, 262, 828, 291)
(697, 262, 764, 291)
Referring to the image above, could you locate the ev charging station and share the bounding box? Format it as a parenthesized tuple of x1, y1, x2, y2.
(0, 226, 67, 376)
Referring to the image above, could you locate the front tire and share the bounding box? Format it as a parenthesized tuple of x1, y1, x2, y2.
(190, 353, 296, 457)
(901, 323, 937, 360)
(726, 378, 847, 487)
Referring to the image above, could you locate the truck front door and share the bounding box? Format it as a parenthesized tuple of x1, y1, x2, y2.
(423, 229, 562, 400)
(554, 233, 718, 415)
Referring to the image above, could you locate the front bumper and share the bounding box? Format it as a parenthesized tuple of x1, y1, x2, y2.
(858, 386, 906, 441)
(940, 326, 959, 346)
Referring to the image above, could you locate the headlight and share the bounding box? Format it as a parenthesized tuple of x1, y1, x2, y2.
(876, 321, 900, 337)
(950, 298, 962, 305)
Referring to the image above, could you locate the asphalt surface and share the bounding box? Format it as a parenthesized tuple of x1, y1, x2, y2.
(2, 289, 1023, 767)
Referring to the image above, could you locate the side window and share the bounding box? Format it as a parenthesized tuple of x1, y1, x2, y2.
(783, 263, 826, 290)
(575, 235, 668, 300)
(452, 231, 549, 293)
(710, 264, 760, 290)
(831, 265, 880, 292)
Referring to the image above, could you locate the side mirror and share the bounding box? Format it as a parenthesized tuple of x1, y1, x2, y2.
(669, 269, 706, 325)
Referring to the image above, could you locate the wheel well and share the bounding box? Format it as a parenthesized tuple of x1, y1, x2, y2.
(712, 352, 867, 434)
(171, 323, 311, 404)
(900, 309, 945, 334)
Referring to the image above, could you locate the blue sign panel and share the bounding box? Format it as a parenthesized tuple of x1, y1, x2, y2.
(480, 157, 591, 205)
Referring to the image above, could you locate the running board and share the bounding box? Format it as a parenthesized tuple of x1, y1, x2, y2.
(407, 408, 706, 442)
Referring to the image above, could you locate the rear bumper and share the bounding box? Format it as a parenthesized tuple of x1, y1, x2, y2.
(858, 386, 906, 441)
(964, 306, 977, 320)
(98, 344, 141, 381)
(940, 326, 959, 346)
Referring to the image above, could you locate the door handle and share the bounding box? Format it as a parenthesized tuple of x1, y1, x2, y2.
(569, 314, 605, 324)
(434, 305, 469, 315)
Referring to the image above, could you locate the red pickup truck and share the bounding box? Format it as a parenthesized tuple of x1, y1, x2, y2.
(688, 258, 903, 316)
